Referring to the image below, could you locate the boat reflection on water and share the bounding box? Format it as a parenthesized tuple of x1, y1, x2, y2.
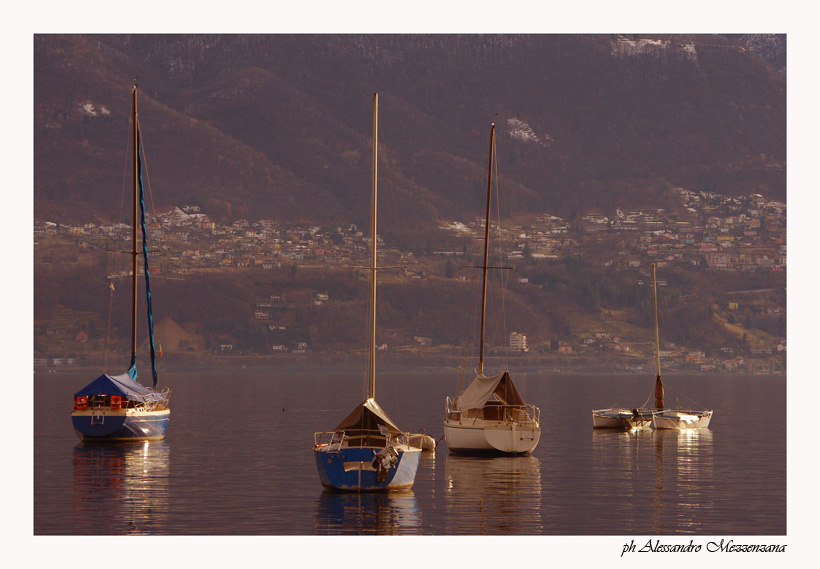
(314, 490, 422, 534)
(591, 427, 655, 451)
(72, 441, 169, 534)
(443, 454, 542, 534)
(589, 427, 715, 534)
(651, 428, 715, 534)
(589, 428, 655, 533)
(590, 427, 656, 473)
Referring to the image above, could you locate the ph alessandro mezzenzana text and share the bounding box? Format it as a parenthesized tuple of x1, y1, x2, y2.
(621, 539, 786, 556)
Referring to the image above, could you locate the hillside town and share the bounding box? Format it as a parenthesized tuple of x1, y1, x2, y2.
(34, 186, 786, 373)
(35, 187, 785, 275)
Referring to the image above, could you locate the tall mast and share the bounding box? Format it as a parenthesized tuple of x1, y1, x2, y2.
(368, 92, 378, 399)
(652, 263, 664, 409)
(478, 124, 495, 375)
(131, 82, 139, 361)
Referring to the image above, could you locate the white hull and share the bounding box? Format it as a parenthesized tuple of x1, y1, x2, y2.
(591, 408, 653, 430)
(652, 410, 713, 430)
(444, 418, 540, 454)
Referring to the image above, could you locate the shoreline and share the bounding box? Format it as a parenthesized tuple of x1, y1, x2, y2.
(33, 355, 786, 377)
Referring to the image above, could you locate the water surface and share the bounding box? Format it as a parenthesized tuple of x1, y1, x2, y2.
(34, 370, 786, 535)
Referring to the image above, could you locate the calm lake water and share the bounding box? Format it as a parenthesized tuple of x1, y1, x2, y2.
(34, 370, 785, 537)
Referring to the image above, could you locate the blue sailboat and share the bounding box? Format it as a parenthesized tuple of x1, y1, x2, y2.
(313, 93, 421, 491)
(71, 82, 170, 442)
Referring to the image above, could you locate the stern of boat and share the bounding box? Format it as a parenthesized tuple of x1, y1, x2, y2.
(444, 398, 541, 454)
(313, 431, 421, 491)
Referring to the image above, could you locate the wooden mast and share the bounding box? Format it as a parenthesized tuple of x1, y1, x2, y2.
(131, 81, 139, 362)
(478, 124, 495, 376)
(652, 263, 664, 409)
(368, 92, 378, 400)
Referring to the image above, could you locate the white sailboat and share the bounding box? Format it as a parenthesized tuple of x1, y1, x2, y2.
(593, 264, 712, 430)
(312, 93, 421, 491)
(443, 124, 541, 454)
(591, 262, 664, 430)
(649, 264, 713, 429)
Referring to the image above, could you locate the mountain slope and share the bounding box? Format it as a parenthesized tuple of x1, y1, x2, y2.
(34, 34, 786, 229)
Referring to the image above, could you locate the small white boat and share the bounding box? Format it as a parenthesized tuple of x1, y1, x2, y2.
(443, 124, 541, 455)
(593, 263, 712, 431)
(647, 264, 712, 430)
(591, 407, 654, 430)
(653, 409, 713, 430)
(313, 93, 421, 491)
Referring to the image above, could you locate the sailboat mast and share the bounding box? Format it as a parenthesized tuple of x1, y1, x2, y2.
(478, 124, 495, 375)
(368, 92, 378, 399)
(131, 82, 139, 361)
(652, 263, 664, 409)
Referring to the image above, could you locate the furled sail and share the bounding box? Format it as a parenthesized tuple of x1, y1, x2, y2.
(136, 128, 159, 388)
(457, 371, 525, 410)
(334, 398, 403, 437)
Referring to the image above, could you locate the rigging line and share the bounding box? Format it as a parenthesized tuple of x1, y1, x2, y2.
(639, 383, 655, 409)
(103, 282, 115, 373)
(677, 390, 707, 410)
(112, 120, 132, 282)
(106, 109, 134, 348)
(376, 121, 406, 420)
(377, 117, 406, 256)
(361, 268, 372, 401)
(492, 132, 511, 371)
(460, 240, 479, 378)
(118, 117, 130, 227)
(455, 354, 469, 399)
(491, 131, 509, 367)
(136, 127, 166, 256)
(136, 127, 159, 216)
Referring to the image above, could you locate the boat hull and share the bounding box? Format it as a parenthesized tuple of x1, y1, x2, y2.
(443, 419, 540, 454)
(592, 409, 654, 430)
(71, 408, 170, 441)
(313, 444, 421, 492)
(652, 410, 713, 430)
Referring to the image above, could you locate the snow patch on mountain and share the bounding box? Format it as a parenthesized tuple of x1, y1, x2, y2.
(507, 118, 552, 147)
(153, 206, 211, 227)
(80, 102, 111, 117)
(611, 36, 670, 57)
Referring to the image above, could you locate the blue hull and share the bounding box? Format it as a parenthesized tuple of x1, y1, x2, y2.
(314, 446, 421, 492)
(71, 410, 170, 441)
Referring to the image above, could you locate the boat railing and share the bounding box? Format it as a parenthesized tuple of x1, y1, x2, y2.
(446, 397, 540, 425)
(314, 430, 349, 451)
(444, 396, 461, 421)
(500, 404, 540, 426)
(314, 428, 413, 449)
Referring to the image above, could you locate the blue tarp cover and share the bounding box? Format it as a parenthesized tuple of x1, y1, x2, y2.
(74, 372, 165, 403)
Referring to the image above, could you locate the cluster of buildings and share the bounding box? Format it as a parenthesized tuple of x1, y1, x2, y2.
(580, 189, 786, 272)
(435, 188, 785, 275)
(34, 186, 785, 278)
(35, 206, 377, 274)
